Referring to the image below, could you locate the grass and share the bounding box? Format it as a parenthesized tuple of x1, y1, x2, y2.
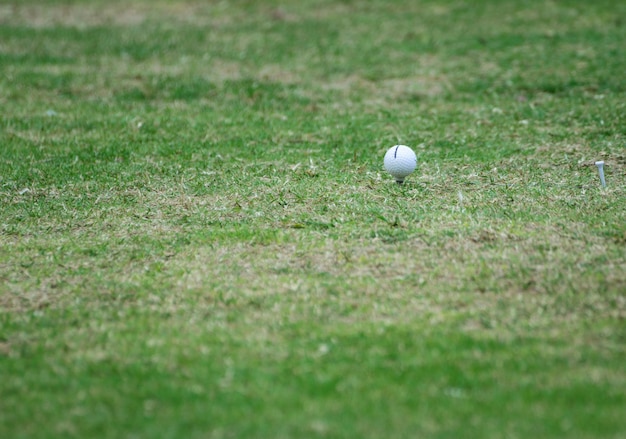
(1, 0, 625, 437)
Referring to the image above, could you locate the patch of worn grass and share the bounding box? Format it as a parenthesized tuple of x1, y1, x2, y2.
(1, 0, 626, 438)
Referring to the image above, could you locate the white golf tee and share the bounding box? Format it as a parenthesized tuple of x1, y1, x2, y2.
(595, 161, 606, 188)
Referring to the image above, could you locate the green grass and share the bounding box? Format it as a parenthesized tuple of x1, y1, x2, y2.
(1, 0, 625, 438)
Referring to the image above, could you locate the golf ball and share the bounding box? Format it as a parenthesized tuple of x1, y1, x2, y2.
(383, 145, 417, 183)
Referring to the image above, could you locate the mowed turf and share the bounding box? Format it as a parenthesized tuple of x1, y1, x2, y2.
(1, 0, 625, 438)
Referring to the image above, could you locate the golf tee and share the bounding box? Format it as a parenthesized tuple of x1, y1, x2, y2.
(595, 161, 606, 188)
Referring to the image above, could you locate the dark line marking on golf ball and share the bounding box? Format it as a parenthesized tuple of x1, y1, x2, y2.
(394, 145, 400, 158)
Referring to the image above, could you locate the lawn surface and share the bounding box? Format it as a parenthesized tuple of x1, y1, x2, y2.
(1, 1, 625, 438)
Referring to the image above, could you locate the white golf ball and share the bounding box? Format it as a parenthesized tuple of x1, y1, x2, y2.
(383, 145, 417, 183)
